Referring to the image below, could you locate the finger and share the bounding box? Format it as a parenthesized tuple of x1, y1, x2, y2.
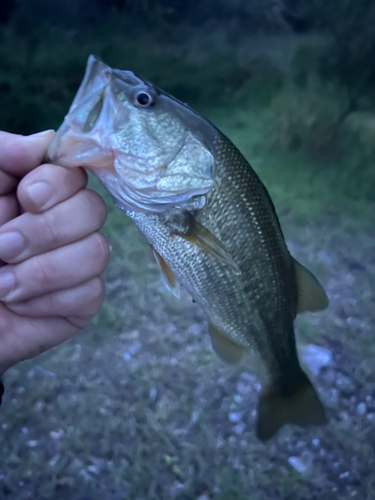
(0, 189, 107, 264)
(0, 233, 109, 303)
(0, 194, 18, 227)
(7, 277, 105, 320)
(0, 170, 18, 195)
(0, 195, 18, 266)
(0, 303, 80, 374)
(17, 163, 87, 213)
(0, 130, 55, 177)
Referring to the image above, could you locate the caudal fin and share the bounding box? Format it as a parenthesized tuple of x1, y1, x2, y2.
(256, 374, 326, 441)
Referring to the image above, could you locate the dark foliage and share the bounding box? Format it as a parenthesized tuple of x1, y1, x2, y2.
(0, 0, 15, 24)
(9, 0, 295, 32)
(290, 0, 375, 118)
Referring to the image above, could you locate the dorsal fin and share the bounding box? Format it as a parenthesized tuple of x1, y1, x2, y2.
(151, 246, 180, 299)
(209, 323, 244, 365)
(293, 258, 328, 314)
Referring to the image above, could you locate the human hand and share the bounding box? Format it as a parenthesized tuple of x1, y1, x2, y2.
(0, 130, 109, 374)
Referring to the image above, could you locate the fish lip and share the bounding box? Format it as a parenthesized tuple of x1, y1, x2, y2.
(47, 123, 68, 163)
(47, 121, 112, 169)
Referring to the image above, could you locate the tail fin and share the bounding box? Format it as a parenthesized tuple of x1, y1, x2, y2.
(256, 374, 326, 441)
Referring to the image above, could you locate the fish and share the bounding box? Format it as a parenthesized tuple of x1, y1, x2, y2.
(47, 55, 329, 441)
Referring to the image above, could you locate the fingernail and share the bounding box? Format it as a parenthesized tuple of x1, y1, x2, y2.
(26, 181, 52, 207)
(0, 271, 15, 300)
(0, 232, 24, 261)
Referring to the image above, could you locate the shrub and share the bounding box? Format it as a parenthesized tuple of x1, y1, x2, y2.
(271, 82, 349, 161)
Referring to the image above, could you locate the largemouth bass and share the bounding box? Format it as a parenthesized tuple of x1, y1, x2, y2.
(48, 55, 329, 441)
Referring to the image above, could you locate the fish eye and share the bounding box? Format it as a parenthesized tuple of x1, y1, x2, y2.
(134, 90, 155, 108)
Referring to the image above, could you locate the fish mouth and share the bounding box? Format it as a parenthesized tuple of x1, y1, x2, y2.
(47, 122, 115, 172)
(47, 56, 118, 169)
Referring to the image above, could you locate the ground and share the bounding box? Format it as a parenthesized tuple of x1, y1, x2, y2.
(0, 42, 375, 500)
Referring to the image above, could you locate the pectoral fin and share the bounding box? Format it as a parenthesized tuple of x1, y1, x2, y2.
(178, 221, 241, 275)
(151, 247, 180, 299)
(293, 258, 329, 314)
(209, 323, 244, 365)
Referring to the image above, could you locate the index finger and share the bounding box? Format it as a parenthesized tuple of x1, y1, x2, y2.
(0, 130, 55, 178)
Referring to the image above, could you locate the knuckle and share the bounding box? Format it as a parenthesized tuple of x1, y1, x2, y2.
(76, 167, 88, 186)
(91, 233, 110, 271)
(0, 309, 12, 341)
(32, 253, 56, 288)
(38, 292, 59, 313)
(81, 189, 107, 227)
(61, 166, 87, 192)
(0, 194, 18, 223)
(25, 163, 50, 180)
(85, 278, 105, 315)
(42, 210, 63, 247)
(87, 277, 105, 302)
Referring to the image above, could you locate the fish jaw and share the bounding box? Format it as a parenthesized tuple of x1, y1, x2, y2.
(47, 55, 117, 171)
(47, 121, 116, 171)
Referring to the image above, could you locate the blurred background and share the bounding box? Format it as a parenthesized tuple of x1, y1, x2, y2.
(0, 0, 374, 498)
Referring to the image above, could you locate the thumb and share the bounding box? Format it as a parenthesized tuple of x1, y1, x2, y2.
(0, 130, 55, 178)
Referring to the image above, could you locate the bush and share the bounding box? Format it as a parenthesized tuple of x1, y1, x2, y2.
(271, 82, 349, 161)
(288, 0, 375, 113)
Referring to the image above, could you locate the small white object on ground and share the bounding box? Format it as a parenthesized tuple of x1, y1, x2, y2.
(299, 344, 332, 376)
(288, 456, 307, 473)
(356, 403, 367, 416)
(49, 429, 64, 440)
(228, 412, 242, 423)
(233, 423, 245, 435)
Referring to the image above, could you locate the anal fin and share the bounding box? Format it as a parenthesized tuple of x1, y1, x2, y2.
(151, 246, 180, 299)
(293, 258, 329, 314)
(209, 323, 244, 365)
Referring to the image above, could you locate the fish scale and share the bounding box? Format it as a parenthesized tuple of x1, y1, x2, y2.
(129, 131, 297, 380)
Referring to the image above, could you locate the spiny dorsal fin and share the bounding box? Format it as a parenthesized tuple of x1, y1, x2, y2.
(151, 246, 180, 299)
(293, 258, 329, 314)
(209, 323, 244, 365)
(178, 221, 241, 275)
